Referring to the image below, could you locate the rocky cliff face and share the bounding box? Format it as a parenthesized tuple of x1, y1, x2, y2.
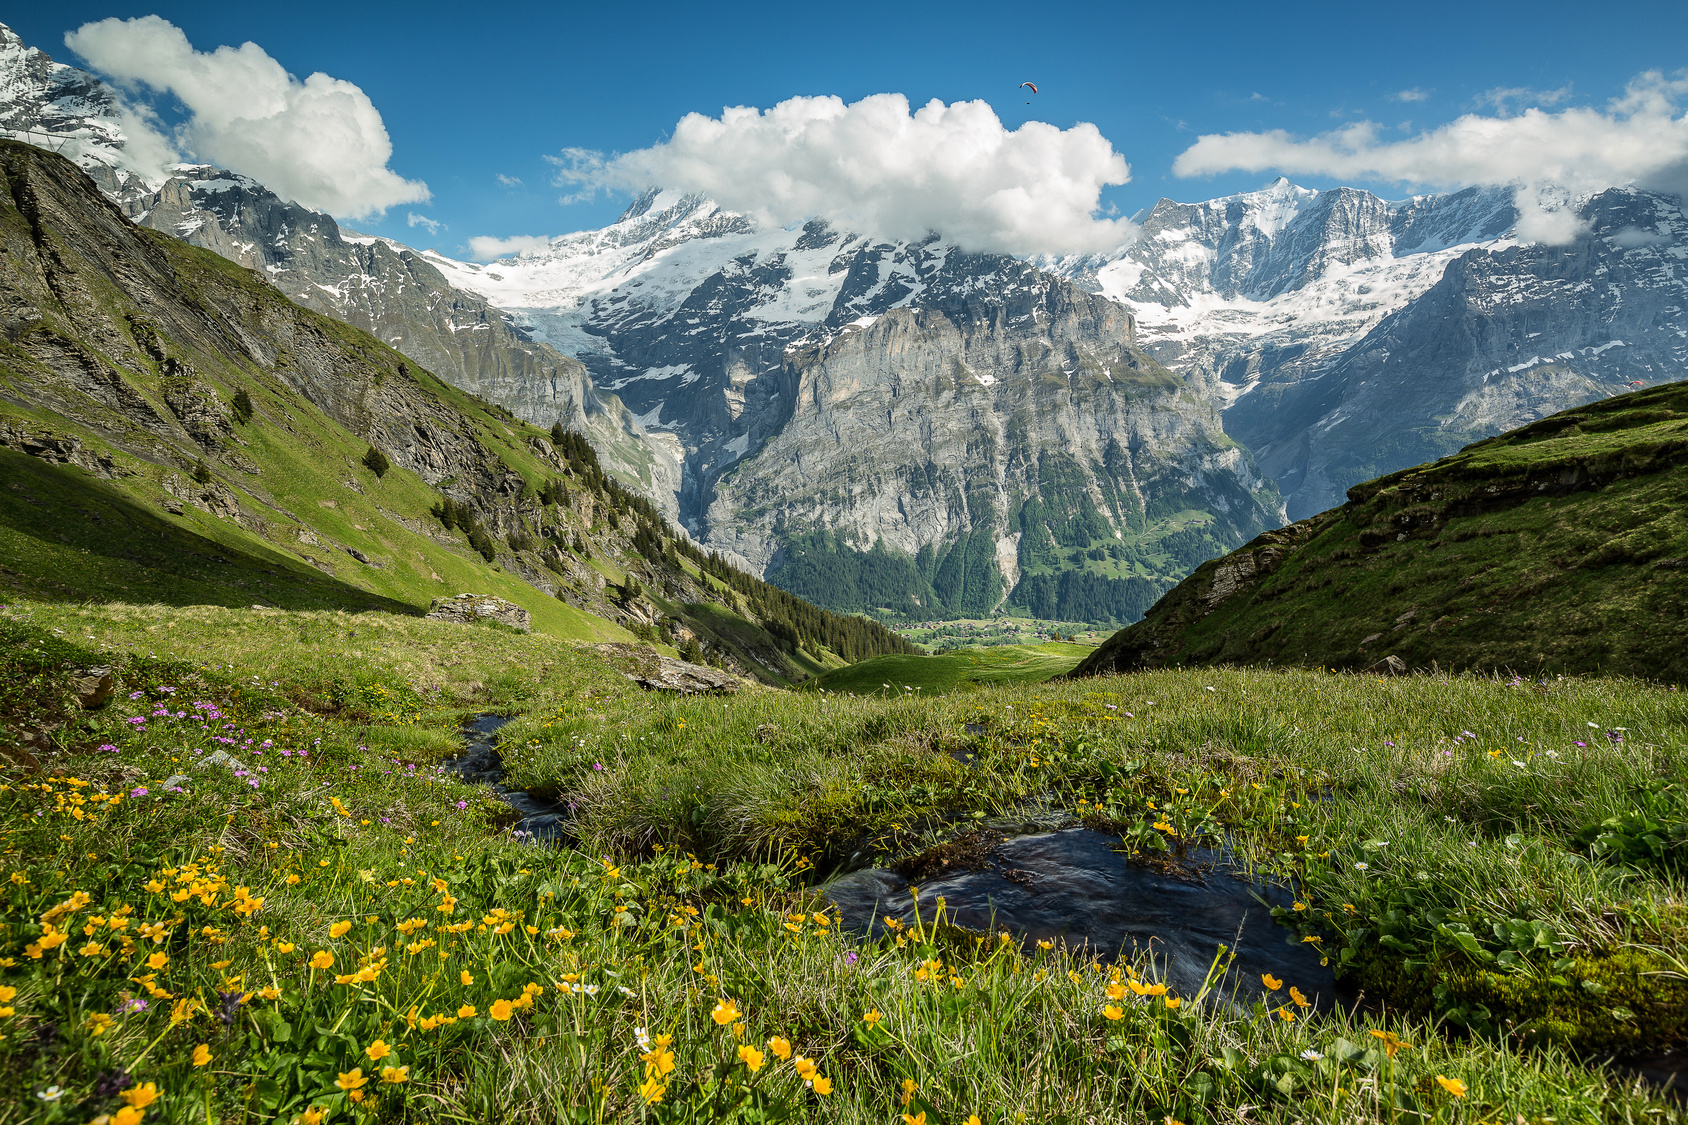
(123, 170, 680, 513)
(0, 23, 158, 202)
(431, 197, 1283, 621)
(705, 277, 1280, 617)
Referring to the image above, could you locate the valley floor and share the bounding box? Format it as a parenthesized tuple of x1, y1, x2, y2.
(3, 599, 1685, 1122)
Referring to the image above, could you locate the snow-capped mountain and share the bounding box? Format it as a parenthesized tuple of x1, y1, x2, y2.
(434, 173, 1688, 607)
(8, 16, 1685, 622)
(1046, 178, 1688, 517)
(430, 191, 1285, 621)
(1228, 188, 1688, 516)
(1047, 178, 1518, 405)
(0, 22, 160, 202)
(0, 22, 676, 506)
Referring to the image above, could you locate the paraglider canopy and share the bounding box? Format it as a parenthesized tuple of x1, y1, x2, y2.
(1019, 82, 1038, 93)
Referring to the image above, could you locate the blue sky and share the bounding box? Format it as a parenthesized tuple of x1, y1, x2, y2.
(15, 0, 1688, 255)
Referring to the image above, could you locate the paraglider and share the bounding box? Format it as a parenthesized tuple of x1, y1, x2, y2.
(1020, 81, 1037, 104)
(1628, 380, 1645, 387)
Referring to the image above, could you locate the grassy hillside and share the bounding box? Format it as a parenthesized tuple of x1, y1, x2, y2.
(804, 642, 1093, 696)
(4, 601, 1685, 1121)
(0, 139, 908, 682)
(1073, 379, 1688, 682)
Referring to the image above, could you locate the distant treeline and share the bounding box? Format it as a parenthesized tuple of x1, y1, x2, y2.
(767, 528, 1173, 626)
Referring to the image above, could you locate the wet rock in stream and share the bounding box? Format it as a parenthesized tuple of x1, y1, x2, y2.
(444, 715, 575, 844)
(822, 828, 1338, 1012)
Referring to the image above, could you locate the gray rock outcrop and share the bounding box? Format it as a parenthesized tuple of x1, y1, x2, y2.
(617, 651, 740, 694)
(425, 594, 532, 632)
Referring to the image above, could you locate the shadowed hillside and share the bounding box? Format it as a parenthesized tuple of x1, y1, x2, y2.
(0, 139, 911, 681)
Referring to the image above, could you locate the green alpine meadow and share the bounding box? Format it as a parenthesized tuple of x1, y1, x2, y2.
(6, 603, 1687, 1123)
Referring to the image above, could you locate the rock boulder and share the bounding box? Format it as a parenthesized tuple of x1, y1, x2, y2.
(590, 643, 740, 694)
(72, 666, 115, 709)
(425, 594, 531, 633)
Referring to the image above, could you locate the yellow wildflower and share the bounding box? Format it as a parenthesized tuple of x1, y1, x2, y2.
(380, 1066, 409, 1084)
(1369, 1029, 1408, 1057)
(767, 1035, 792, 1060)
(336, 1069, 368, 1092)
(711, 998, 740, 1025)
(86, 1013, 116, 1036)
(309, 951, 333, 970)
(458, 1004, 477, 1019)
(365, 1040, 392, 1062)
(122, 1083, 160, 1108)
(812, 1075, 833, 1095)
(1261, 973, 1282, 991)
(192, 1043, 213, 1067)
(329, 921, 352, 939)
(1102, 1004, 1125, 1020)
(490, 999, 514, 1021)
(1435, 1074, 1467, 1098)
(737, 1044, 765, 1071)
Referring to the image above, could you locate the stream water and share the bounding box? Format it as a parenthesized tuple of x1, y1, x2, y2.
(448, 714, 1338, 1010)
(443, 715, 575, 843)
(822, 831, 1338, 1012)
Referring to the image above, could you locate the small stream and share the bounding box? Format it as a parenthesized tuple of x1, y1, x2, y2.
(444, 715, 575, 843)
(448, 714, 1338, 1010)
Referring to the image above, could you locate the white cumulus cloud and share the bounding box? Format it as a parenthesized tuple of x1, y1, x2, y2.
(407, 213, 444, 235)
(1172, 72, 1688, 244)
(464, 234, 554, 261)
(554, 93, 1135, 256)
(66, 15, 428, 220)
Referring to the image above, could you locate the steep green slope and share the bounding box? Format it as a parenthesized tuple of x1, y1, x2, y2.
(1072, 380, 1688, 682)
(0, 140, 910, 681)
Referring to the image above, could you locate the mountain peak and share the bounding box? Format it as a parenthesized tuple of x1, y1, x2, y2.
(0, 21, 167, 197)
